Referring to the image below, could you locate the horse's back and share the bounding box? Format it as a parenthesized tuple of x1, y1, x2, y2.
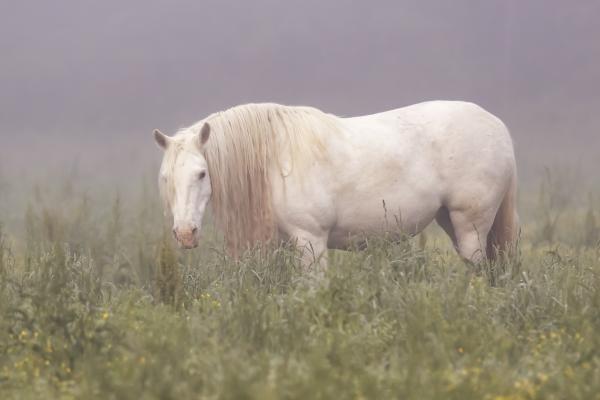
(341, 100, 515, 175)
(346, 100, 509, 137)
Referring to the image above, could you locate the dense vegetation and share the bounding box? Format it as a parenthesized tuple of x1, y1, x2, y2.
(0, 169, 599, 399)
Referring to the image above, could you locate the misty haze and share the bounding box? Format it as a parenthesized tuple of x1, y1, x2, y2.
(2, 1, 599, 182)
(1, 1, 599, 398)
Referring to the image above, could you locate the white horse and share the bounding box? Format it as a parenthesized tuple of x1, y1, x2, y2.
(154, 101, 518, 266)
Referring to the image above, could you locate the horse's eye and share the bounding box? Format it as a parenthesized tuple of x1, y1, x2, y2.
(198, 171, 206, 180)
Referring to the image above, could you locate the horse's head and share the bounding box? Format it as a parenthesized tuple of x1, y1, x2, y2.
(153, 123, 212, 249)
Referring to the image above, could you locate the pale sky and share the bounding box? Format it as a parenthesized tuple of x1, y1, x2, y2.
(1, 0, 599, 180)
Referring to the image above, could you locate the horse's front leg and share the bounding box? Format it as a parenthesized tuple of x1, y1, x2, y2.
(271, 178, 334, 274)
(288, 230, 329, 272)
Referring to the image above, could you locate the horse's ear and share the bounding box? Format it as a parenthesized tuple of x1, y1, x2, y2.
(198, 122, 211, 147)
(153, 129, 170, 150)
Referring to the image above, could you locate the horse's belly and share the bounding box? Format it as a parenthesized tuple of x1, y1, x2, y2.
(327, 194, 440, 249)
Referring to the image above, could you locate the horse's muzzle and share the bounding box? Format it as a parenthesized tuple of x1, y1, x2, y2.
(173, 226, 199, 249)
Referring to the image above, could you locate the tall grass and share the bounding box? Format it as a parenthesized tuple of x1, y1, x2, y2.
(0, 170, 599, 399)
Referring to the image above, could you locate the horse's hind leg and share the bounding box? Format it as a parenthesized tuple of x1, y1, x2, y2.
(435, 207, 458, 250)
(448, 208, 496, 263)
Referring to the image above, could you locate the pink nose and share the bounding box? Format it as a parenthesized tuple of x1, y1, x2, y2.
(172, 226, 199, 249)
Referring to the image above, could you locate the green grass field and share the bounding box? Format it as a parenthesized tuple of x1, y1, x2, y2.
(1, 171, 599, 399)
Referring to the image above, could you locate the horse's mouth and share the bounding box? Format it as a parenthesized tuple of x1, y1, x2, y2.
(177, 240, 199, 250)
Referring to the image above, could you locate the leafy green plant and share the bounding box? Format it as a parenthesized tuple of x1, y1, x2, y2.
(583, 194, 599, 247)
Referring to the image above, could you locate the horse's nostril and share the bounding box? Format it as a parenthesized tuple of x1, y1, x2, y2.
(192, 227, 198, 235)
(172, 228, 177, 239)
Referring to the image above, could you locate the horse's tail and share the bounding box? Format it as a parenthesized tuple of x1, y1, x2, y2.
(487, 171, 519, 260)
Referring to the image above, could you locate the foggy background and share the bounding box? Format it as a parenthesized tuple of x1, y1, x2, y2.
(1, 0, 599, 194)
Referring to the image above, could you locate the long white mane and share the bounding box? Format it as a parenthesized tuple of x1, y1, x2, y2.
(173, 103, 341, 255)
